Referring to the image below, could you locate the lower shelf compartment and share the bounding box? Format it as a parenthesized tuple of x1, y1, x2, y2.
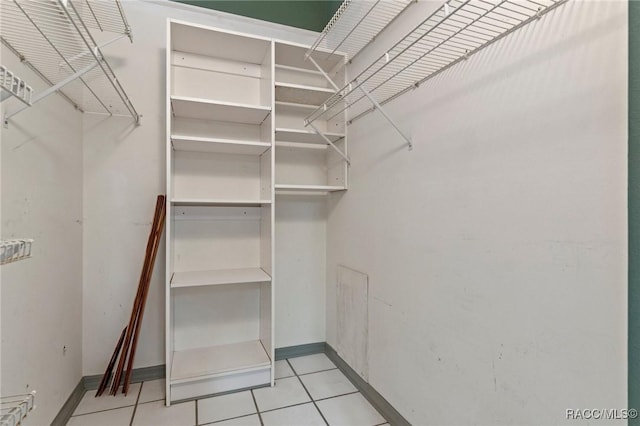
(170, 340, 272, 402)
(171, 340, 271, 384)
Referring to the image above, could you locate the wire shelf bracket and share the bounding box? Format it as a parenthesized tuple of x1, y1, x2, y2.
(1, 239, 34, 265)
(0, 0, 140, 126)
(0, 66, 33, 106)
(304, 0, 570, 150)
(0, 391, 36, 426)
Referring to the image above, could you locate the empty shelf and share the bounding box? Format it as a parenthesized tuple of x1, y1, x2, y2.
(171, 135, 271, 155)
(171, 340, 271, 384)
(171, 267, 271, 288)
(275, 184, 346, 193)
(171, 199, 272, 207)
(275, 82, 335, 106)
(171, 96, 271, 124)
(275, 128, 344, 144)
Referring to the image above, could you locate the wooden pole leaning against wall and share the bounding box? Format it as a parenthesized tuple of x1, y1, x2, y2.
(122, 199, 166, 394)
(103, 195, 165, 396)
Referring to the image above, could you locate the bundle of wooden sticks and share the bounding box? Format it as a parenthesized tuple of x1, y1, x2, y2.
(96, 194, 166, 396)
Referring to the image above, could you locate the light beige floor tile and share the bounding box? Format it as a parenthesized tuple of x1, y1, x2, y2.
(73, 383, 141, 415)
(210, 414, 261, 426)
(198, 391, 256, 424)
(139, 379, 165, 403)
(132, 400, 195, 426)
(252, 377, 310, 412)
(288, 354, 336, 375)
(67, 406, 133, 426)
(261, 403, 325, 426)
(275, 360, 295, 379)
(300, 369, 357, 400)
(316, 393, 385, 426)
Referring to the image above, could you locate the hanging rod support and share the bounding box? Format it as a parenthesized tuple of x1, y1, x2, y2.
(357, 85, 412, 150)
(4, 60, 101, 123)
(308, 122, 350, 165)
(307, 56, 340, 91)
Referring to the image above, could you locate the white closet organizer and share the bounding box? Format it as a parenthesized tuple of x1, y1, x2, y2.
(274, 42, 348, 194)
(0, 0, 139, 124)
(304, 0, 569, 149)
(166, 20, 275, 403)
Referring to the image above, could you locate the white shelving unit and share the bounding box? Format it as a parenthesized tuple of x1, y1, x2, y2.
(166, 20, 275, 404)
(274, 42, 348, 194)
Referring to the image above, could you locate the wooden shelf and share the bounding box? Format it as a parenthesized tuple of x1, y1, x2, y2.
(275, 82, 335, 106)
(171, 135, 271, 155)
(171, 198, 272, 207)
(275, 128, 344, 144)
(171, 96, 271, 124)
(275, 101, 319, 110)
(170, 340, 271, 384)
(171, 267, 271, 288)
(275, 184, 346, 193)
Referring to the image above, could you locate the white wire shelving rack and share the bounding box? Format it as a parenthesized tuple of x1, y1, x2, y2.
(0, 239, 34, 265)
(0, 392, 36, 426)
(304, 0, 569, 150)
(0, 0, 139, 125)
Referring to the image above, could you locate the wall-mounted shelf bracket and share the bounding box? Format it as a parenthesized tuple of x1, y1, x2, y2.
(356, 83, 412, 150)
(4, 60, 101, 124)
(307, 122, 350, 165)
(1, 239, 34, 265)
(0, 66, 32, 106)
(1, 391, 36, 426)
(307, 56, 340, 91)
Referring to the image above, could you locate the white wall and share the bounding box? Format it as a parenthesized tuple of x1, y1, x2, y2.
(82, 0, 322, 375)
(1, 49, 84, 425)
(326, 1, 628, 424)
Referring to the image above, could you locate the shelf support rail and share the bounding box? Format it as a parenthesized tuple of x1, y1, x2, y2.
(308, 122, 350, 165)
(356, 83, 412, 150)
(4, 60, 101, 122)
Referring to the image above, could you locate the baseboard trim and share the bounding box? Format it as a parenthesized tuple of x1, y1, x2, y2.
(54, 343, 408, 426)
(83, 364, 166, 391)
(51, 379, 85, 426)
(275, 342, 326, 360)
(325, 344, 411, 426)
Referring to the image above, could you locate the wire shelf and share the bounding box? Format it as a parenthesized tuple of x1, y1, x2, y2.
(0, 0, 139, 121)
(306, 0, 414, 64)
(0, 392, 36, 426)
(305, 0, 569, 126)
(1, 239, 34, 265)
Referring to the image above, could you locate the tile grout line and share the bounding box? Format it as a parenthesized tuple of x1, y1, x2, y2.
(129, 381, 144, 426)
(297, 367, 339, 377)
(71, 404, 137, 418)
(200, 412, 259, 426)
(315, 391, 360, 403)
(250, 389, 265, 426)
(287, 358, 330, 426)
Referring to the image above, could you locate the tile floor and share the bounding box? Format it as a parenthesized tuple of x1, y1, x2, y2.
(67, 353, 389, 426)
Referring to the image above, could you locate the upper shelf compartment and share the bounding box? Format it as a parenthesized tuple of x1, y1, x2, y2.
(305, 0, 569, 125)
(170, 21, 273, 114)
(0, 0, 139, 123)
